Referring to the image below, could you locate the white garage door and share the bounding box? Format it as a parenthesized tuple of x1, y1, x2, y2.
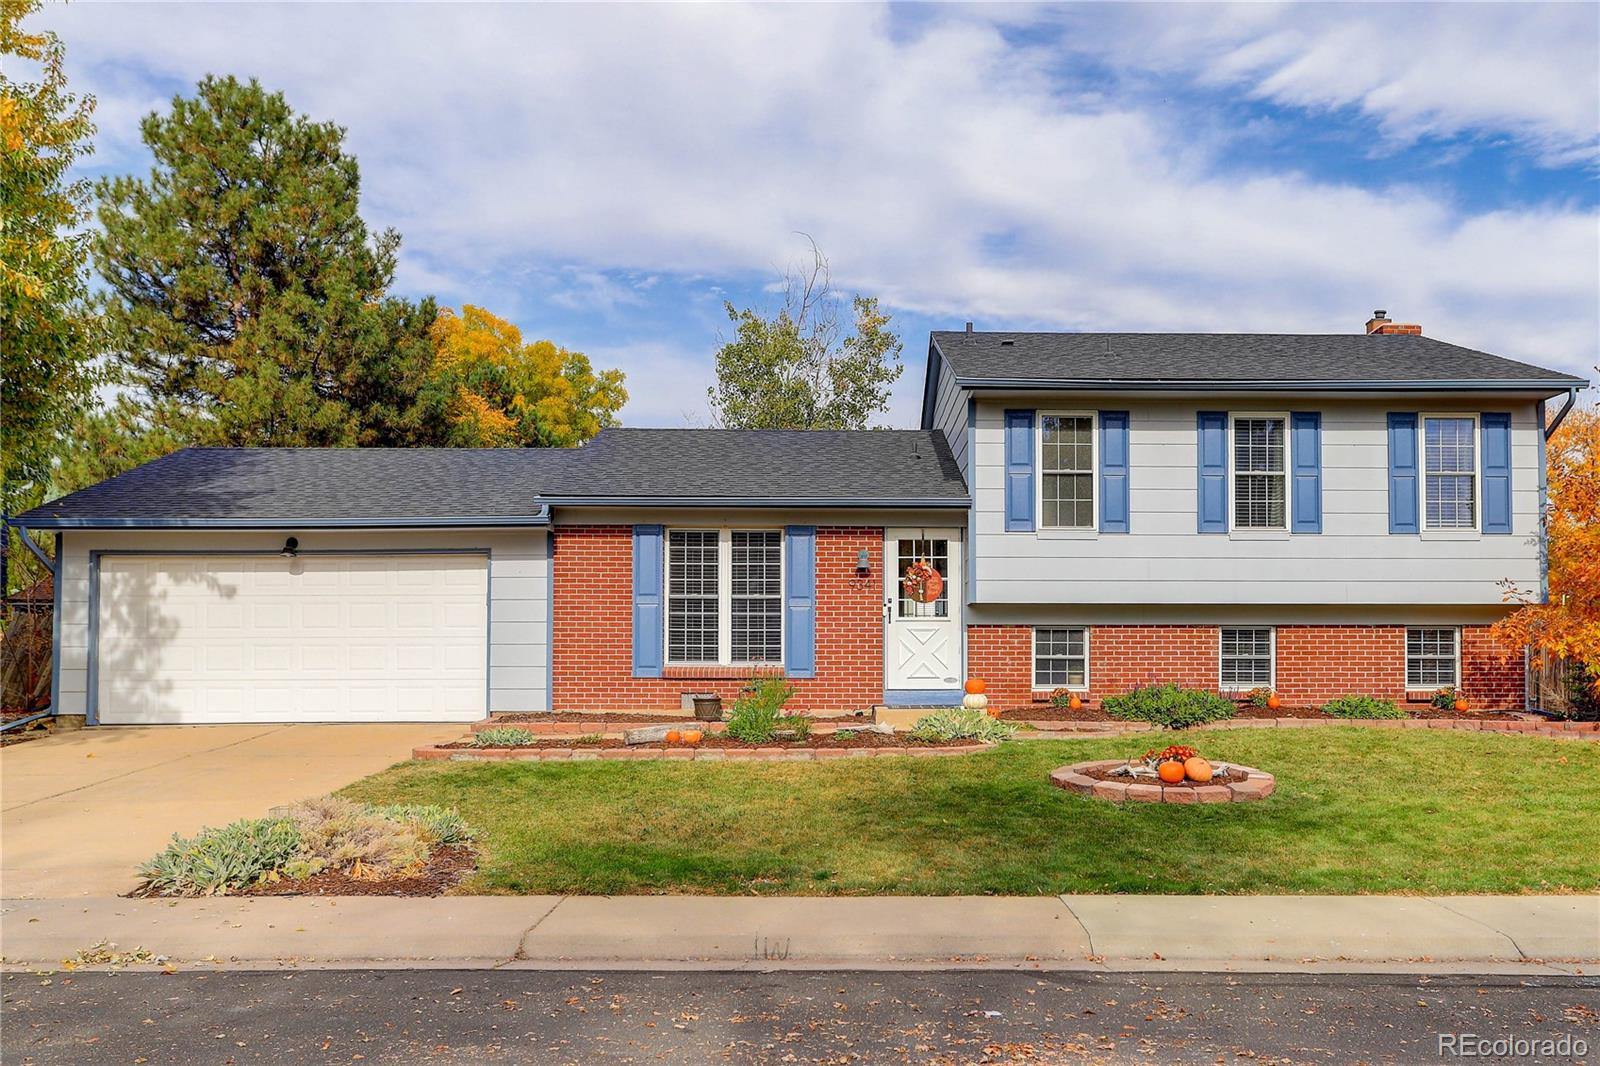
(96, 554, 488, 724)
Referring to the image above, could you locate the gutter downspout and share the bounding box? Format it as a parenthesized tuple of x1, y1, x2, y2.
(1544, 387, 1578, 440)
(1538, 388, 1578, 606)
(1, 520, 58, 733)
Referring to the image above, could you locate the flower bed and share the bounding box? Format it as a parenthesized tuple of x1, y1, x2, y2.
(1050, 758, 1275, 804)
(416, 733, 997, 762)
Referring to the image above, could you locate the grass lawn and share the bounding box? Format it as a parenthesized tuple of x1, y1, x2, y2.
(339, 729, 1600, 896)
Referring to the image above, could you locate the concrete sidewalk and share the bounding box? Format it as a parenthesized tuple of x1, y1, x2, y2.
(2, 895, 1594, 973)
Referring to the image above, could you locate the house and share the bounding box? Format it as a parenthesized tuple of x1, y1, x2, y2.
(12, 313, 1585, 725)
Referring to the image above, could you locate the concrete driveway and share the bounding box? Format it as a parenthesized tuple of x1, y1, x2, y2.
(0, 723, 462, 898)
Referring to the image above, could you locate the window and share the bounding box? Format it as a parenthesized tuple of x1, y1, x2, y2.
(1220, 627, 1274, 688)
(1232, 416, 1287, 529)
(895, 537, 949, 619)
(1406, 627, 1459, 688)
(1424, 417, 1477, 530)
(1034, 627, 1088, 689)
(1040, 414, 1095, 529)
(666, 529, 782, 665)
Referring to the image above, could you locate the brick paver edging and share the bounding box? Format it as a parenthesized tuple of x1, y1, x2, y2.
(1013, 717, 1599, 739)
(1051, 759, 1276, 804)
(413, 742, 997, 762)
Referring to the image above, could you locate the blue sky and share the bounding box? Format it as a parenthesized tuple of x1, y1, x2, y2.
(45, 2, 1600, 426)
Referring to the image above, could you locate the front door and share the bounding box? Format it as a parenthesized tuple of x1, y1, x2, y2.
(883, 529, 962, 696)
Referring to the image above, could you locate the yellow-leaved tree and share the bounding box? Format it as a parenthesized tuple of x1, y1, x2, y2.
(426, 305, 626, 448)
(1493, 407, 1599, 701)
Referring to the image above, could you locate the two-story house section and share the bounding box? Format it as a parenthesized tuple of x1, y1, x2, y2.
(921, 313, 1587, 712)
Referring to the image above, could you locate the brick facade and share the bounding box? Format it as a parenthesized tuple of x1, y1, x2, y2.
(551, 525, 885, 713)
(969, 623, 1525, 711)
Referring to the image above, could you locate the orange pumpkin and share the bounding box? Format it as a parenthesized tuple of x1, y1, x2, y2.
(1453, 697, 1469, 712)
(964, 678, 986, 695)
(1183, 756, 1213, 783)
(1266, 694, 1282, 711)
(665, 730, 682, 744)
(1157, 760, 1187, 784)
(682, 729, 703, 746)
(1068, 693, 1084, 712)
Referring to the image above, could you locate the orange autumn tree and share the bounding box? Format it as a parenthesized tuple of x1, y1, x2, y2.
(1493, 407, 1600, 692)
(426, 305, 626, 447)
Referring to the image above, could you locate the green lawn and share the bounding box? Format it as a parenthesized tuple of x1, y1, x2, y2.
(339, 730, 1600, 896)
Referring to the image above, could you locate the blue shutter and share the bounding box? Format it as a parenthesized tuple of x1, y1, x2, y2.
(631, 525, 663, 678)
(1196, 412, 1228, 533)
(1004, 410, 1035, 532)
(1099, 410, 1130, 533)
(1387, 413, 1419, 534)
(1290, 412, 1322, 533)
(783, 526, 816, 678)
(1481, 412, 1512, 534)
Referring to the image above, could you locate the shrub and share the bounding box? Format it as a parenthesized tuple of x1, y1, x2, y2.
(288, 797, 435, 881)
(1431, 686, 1462, 710)
(472, 727, 539, 747)
(908, 707, 1016, 743)
(1048, 689, 1083, 709)
(1244, 686, 1276, 707)
(1101, 683, 1236, 729)
(137, 817, 302, 896)
(1323, 695, 1406, 719)
(364, 803, 474, 846)
(725, 675, 796, 743)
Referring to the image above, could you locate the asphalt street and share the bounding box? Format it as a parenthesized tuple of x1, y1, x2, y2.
(3, 969, 1595, 1065)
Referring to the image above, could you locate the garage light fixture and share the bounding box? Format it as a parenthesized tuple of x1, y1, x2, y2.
(279, 536, 299, 559)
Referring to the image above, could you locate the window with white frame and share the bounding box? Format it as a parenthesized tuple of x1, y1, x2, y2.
(1406, 627, 1459, 688)
(1034, 627, 1088, 689)
(1232, 416, 1287, 529)
(1424, 417, 1477, 530)
(1040, 413, 1095, 529)
(666, 528, 782, 665)
(1219, 627, 1274, 688)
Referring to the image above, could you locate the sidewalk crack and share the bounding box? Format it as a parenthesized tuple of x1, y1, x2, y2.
(496, 896, 567, 968)
(1424, 897, 1528, 960)
(1057, 896, 1098, 960)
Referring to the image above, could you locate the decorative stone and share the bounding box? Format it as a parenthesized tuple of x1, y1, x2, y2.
(624, 725, 676, 744)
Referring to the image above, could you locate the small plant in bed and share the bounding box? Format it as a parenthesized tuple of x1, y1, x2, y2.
(472, 727, 540, 747)
(724, 675, 798, 743)
(136, 799, 473, 897)
(909, 707, 1016, 743)
(1101, 683, 1236, 729)
(1322, 694, 1407, 719)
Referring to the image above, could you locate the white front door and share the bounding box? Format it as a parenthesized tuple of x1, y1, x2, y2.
(883, 529, 962, 694)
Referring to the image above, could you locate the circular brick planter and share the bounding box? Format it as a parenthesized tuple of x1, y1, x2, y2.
(1049, 759, 1275, 804)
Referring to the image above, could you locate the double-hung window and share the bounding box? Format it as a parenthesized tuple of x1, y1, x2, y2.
(1406, 627, 1459, 688)
(666, 529, 781, 665)
(1034, 627, 1088, 689)
(1219, 627, 1274, 689)
(1424, 416, 1477, 530)
(1040, 413, 1095, 529)
(1232, 416, 1287, 530)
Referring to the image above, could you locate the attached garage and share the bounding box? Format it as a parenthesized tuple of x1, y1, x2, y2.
(95, 553, 489, 724)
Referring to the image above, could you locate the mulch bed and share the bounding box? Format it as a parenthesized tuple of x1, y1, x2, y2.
(1000, 706, 1115, 721)
(1080, 763, 1250, 788)
(442, 730, 973, 751)
(488, 711, 717, 724)
(236, 845, 477, 898)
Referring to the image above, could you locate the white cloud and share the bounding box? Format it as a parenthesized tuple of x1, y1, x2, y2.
(43, 1, 1599, 427)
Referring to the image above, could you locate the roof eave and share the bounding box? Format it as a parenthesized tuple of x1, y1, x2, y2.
(540, 496, 971, 508)
(8, 513, 552, 531)
(954, 377, 1587, 394)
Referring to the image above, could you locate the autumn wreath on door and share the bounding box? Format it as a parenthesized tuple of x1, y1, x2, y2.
(901, 559, 944, 604)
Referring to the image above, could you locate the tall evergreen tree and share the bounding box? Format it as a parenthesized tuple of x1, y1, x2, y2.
(92, 75, 435, 446)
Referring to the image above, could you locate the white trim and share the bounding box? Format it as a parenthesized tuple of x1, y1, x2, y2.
(1036, 411, 1098, 531)
(1031, 625, 1090, 692)
(1422, 413, 1481, 532)
(1218, 625, 1276, 692)
(1227, 411, 1290, 531)
(1404, 625, 1461, 689)
(664, 526, 784, 668)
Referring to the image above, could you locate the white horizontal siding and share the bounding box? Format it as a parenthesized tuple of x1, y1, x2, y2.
(970, 396, 1543, 605)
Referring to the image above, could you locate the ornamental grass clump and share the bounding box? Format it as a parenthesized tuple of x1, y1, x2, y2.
(1101, 683, 1236, 729)
(908, 707, 1016, 743)
(1322, 695, 1407, 719)
(725, 676, 797, 743)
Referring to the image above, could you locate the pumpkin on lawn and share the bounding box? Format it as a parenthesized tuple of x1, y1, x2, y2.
(1183, 756, 1214, 783)
(964, 678, 986, 695)
(1157, 760, 1187, 784)
(665, 730, 682, 744)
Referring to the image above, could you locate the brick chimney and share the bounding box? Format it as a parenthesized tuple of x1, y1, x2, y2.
(1365, 309, 1421, 335)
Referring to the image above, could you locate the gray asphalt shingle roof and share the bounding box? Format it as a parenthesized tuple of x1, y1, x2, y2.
(931, 331, 1587, 389)
(14, 429, 968, 527)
